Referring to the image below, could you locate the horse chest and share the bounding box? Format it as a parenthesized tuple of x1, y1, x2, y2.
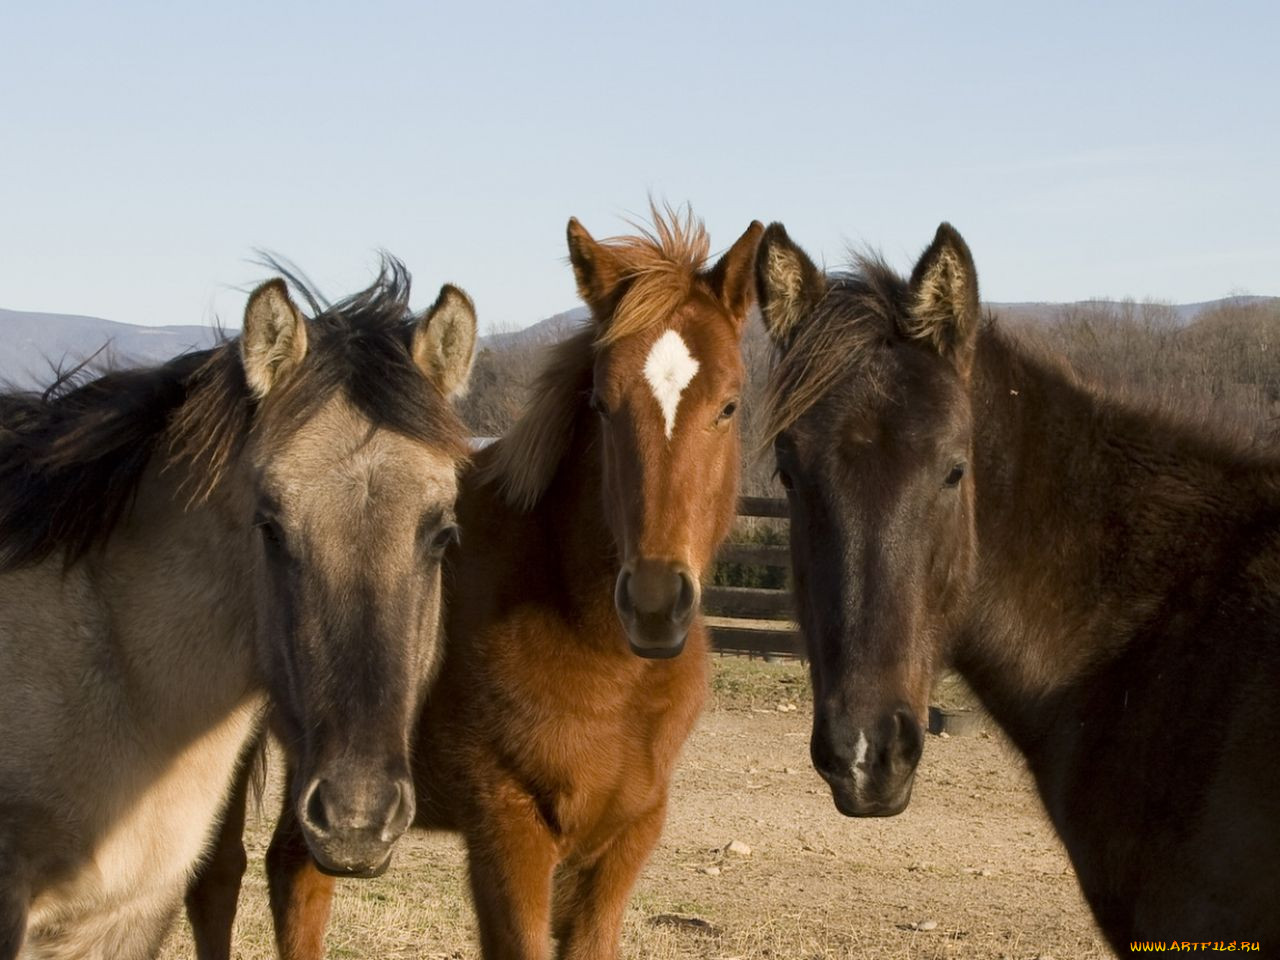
(24, 700, 259, 958)
(547, 674, 704, 839)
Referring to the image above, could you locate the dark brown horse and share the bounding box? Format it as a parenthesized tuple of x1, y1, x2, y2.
(753, 221, 1280, 949)
(187, 208, 762, 959)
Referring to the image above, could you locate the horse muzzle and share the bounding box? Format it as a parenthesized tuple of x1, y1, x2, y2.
(295, 772, 415, 876)
(615, 559, 699, 658)
(811, 703, 923, 817)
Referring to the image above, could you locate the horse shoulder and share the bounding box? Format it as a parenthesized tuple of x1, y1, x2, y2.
(0, 555, 263, 956)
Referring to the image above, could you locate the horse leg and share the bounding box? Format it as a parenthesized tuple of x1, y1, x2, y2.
(552, 803, 667, 960)
(0, 881, 26, 960)
(465, 789, 560, 960)
(186, 751, 253, 960)
(266, 781, 335, 960)
(0, 832, 29, 960)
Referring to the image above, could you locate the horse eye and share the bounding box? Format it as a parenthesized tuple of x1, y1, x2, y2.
(254, 514, 284, 548)
(776, 468, 794, 493)
(944, 463, 966, 488)
(428, 524, 460, 555)
(588, 392, 609, 418)
(718, 400, 739, 423)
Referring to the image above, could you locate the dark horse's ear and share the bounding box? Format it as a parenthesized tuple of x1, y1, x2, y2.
(704, 220, 765, 325)
(566, 218, 628, 320)
(413, 284, 477, 398)
(754, 222, 827, 349)
(905, 223, 980, 371)
(242, 279, 308, 399)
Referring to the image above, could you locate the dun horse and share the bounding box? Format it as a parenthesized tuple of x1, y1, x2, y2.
(188, 208, 762, 960)
(0, 259, 476, 960)
(755, 222, 1280, 947)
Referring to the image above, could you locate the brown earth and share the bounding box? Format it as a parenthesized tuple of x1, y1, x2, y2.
(160, 659, 1111, 959)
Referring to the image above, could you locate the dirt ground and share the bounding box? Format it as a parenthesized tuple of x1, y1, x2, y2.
(160, 660, 1110, 959)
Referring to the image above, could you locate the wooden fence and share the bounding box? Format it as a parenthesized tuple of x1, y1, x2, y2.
(705, 497, 804, 658)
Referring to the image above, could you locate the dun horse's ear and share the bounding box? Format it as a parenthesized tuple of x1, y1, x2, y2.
(566, 217, 628, 320)
(905, 223, 980, 369)
(241, 279, 307, 398)
(754, 222, 826, 348)
(413, 284, 477, 398)
(705, 220, 765, 324)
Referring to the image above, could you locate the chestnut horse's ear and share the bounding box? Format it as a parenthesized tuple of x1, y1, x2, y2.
(704, 220, 765, 324)
(754, 222, 826, 349)
(413, 284, 477, 398)
(905, 223, 980, 370)
(566, 218, 628, 320)
(241, 279, 308, 398)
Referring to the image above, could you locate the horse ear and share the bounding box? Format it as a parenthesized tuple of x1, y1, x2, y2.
(566, 217, 628, 320)
(413, 284, 477, 398)
(704, 220, 765, 324)
(241, 279, 307, 398)
(754, 222, 826, 348)
(905, 223, 980, 369)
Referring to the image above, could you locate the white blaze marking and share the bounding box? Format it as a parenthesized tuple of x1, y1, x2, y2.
(851, 730, 869, 795)
(643, 330, 700, 440)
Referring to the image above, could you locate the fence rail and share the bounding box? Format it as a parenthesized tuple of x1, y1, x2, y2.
(708, 497, 802, 658)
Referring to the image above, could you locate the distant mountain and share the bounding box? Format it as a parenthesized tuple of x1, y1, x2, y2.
(989, 295, 1277, 325)
(480, 307, 590, 353)
(0, 308, 219, 389)
(0, 304, 591, 390)
(3, 296, 1274, 390)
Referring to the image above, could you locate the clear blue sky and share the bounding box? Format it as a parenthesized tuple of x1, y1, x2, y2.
(2, 1, 1276, 331)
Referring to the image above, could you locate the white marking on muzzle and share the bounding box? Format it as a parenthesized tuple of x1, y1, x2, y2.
(851, 729, 869, 796)
(643, 330, 699, 440)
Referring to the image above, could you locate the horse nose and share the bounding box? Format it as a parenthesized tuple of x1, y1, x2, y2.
(297, 774, 414, 876)
(615, 560, 699, 658)
(812, 703, 923, 817)
(621, 561, 696, 618)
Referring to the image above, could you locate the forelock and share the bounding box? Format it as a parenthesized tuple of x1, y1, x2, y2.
(760, 257, 908, 452)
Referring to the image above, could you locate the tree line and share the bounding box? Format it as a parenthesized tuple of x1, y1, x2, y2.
(461, 297, 1280, 500)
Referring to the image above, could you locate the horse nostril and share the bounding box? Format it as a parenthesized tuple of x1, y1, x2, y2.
(615, 570, 634, 619)
(889, 707, 924, 772)
(301, 779, 332, 836)
(810, 735, 842, 780)
(673, 568, 697, 621)
(382, 777, 416, 841)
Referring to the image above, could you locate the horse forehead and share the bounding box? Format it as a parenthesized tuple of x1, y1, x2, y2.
(266, 400, 457, 512)
(640, 330, 701, 437)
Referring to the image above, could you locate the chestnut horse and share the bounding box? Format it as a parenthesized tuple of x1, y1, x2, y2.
(0, 259, 475, 960)
(186, 209, 762, 959)
(755, 221, 1280, 949)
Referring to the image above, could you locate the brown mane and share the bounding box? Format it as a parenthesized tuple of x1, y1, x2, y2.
(475, 327, 595, 511)
(481, 206, 714, 510)
(596, 204, 711, 344)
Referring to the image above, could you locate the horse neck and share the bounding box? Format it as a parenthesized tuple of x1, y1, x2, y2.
(534, 414, 625, 637)
(89, 461, 261, 733)
(957, 327, 1276, 748)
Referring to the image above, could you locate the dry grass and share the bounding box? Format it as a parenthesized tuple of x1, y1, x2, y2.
(160, 658, 1107, 959)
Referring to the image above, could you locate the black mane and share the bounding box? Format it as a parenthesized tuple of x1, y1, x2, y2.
(761, 254, 910, 447)
(0, 255, 467, 571)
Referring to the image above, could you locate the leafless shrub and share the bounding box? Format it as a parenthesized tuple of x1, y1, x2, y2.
(1003, 297, 1280, 443)
(464, 297, 1280, 489)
